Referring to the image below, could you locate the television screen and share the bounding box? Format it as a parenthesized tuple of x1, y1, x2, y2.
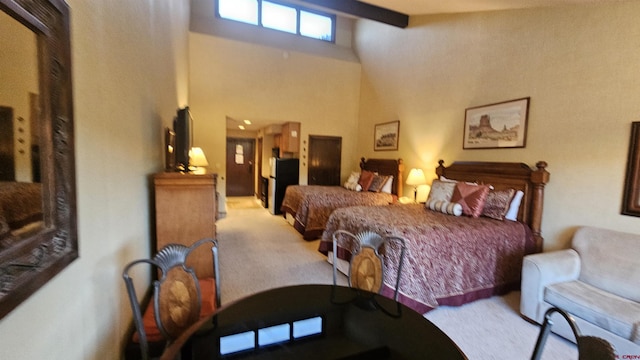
(173, 106, 192, 171)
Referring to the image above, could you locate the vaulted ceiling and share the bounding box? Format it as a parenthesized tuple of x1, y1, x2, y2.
(357, 0, 622, 16)
(297, 0, 623, 28)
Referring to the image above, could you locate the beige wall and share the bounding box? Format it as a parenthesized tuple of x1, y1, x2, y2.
(354, 1, 640, 250)
(2, 1, 639, 359)
(0, 12, 38, 181)
(188, 32, 362, 213)
(0, 1, 190, 359)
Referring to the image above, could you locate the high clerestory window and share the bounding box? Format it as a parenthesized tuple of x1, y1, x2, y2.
(217, 0, 336, 43)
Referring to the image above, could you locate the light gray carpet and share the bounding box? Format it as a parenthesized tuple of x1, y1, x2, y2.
(225, 196, 264, 209)
(217, 199, 577, 359)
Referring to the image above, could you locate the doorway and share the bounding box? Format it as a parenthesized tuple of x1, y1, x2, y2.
(226, 137, 255, 196)
(0, 107, 15, 181)
(308, 135, 342, 186)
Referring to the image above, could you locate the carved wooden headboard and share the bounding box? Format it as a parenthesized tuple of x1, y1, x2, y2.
(436, 160, 550, 252)
(359, 157, 404, 196)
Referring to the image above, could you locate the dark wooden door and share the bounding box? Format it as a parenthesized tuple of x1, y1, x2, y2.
(0, 107, 15, 181)
(308, 135, 341, 185)
(226, 137, 255, 196)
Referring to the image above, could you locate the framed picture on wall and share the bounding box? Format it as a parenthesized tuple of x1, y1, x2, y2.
(374, 120, 400, 151)
(622, 121, 640, 217)
(463, 97, 530, 149)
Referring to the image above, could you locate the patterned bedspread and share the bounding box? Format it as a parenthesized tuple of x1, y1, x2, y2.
(318, 204, 535, 313)
(0, 181, 43, 229)
(281, 185, 394, 240)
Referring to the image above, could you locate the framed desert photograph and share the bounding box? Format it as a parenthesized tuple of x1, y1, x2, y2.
(622, 121, 640, 217)
(463, 97, 530, 149)
(374, 120, 400, 151)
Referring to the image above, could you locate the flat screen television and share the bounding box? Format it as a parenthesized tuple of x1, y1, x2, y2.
(173, 106, 192, 171)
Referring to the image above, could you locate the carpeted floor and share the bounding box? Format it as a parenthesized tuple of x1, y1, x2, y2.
(225, 196, 263, 209)
(216, 200, 578, 359)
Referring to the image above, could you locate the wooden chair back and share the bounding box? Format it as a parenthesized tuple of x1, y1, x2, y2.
(123, 238, 220, 360)
(332, 230, 406, 301)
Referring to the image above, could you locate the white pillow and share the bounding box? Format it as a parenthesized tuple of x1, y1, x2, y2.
(439, 175, 457, 183)
(426, 199, 462, 216)
(381, 176, 394, 194)
(343, 171, 362, 192)
(504, 190, 524, 221)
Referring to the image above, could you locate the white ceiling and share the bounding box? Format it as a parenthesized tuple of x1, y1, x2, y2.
(358, 0, 623, 16)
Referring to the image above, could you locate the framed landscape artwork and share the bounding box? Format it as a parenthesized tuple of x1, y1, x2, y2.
(463, 97, 530, 149)
(374, 120, 400, 151)
(622, 121, 640, 217)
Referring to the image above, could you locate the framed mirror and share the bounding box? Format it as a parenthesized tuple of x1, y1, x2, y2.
(622, 122, 640, 217)
(0, 0, 77, 319)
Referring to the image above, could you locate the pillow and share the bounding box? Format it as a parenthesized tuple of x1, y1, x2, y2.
(482, 189, 516, 221)
(425, 179, 456, 203)
(344, 171, 362, 191)
(439, 176, 457, 183)
(426, 199, 462, 216)
(368, 175, 389, 192)
(345, 182, 362, 191)
(381, 176, 394, 194)
(358, 170, 375, 191)
(505, 190, 524, 221)
(450, 182, 490, 217)
(346, 171, 360, 183)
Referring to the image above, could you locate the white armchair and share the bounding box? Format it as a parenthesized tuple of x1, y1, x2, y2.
(520, 226, 640, 357)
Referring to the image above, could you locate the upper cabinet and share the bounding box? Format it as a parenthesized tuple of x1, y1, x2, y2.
(281, 122, 300, 154)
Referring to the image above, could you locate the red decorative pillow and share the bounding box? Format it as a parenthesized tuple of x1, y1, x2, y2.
(358, 170, 375, 191)
(450, 182, 490, 217)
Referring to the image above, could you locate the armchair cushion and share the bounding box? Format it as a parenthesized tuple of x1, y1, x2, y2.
(546, 280, 640, 343)
(573, 227, 640, 303)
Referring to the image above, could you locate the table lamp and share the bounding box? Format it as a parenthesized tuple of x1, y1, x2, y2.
(189, 147, 209, 174)
(406, 168, 427, 203)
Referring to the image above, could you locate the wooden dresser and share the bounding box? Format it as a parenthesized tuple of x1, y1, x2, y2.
(153, 172, 218, 278)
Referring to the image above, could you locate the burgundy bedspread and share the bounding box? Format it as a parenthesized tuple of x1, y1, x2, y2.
(281, 185, 394, 240)
(318, 204, 535, 313)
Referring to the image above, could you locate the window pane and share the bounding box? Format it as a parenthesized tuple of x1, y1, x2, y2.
(262, 1, 297, 34)
(218, 0, 258, 25)
(300, 11, 333, 41)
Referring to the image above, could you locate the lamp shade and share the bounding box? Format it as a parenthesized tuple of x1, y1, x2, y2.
(406, 168, 426, 186)
(189, 147, 209, 167)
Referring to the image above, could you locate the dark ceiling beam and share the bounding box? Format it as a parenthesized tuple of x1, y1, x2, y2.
(299, 0, 409, 28)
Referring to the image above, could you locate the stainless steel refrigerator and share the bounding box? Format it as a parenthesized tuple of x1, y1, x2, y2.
(268, 158, 299, 215)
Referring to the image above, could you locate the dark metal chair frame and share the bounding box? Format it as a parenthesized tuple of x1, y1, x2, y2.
(531, 306, 615, 360)
(123, 237, 220, 360)
(332, 230, 406, 301)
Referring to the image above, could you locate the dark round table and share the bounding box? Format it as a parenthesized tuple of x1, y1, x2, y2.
(162, 284, 467, 360)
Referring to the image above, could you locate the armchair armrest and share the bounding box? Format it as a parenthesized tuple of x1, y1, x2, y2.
(520, 249, 581, 322)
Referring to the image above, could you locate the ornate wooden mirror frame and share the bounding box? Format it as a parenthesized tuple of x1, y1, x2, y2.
(622, 121, 640, 217)
(0, 0, 77, 319)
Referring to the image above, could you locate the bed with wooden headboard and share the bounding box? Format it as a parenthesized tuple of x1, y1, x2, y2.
(318, 160, 550, 313)
(281, 157, 404, 240)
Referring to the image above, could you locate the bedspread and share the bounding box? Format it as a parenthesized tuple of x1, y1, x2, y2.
(318, 204, 535, 313)
(0, 181, 42, 229)
(281, 185, 394, 240)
